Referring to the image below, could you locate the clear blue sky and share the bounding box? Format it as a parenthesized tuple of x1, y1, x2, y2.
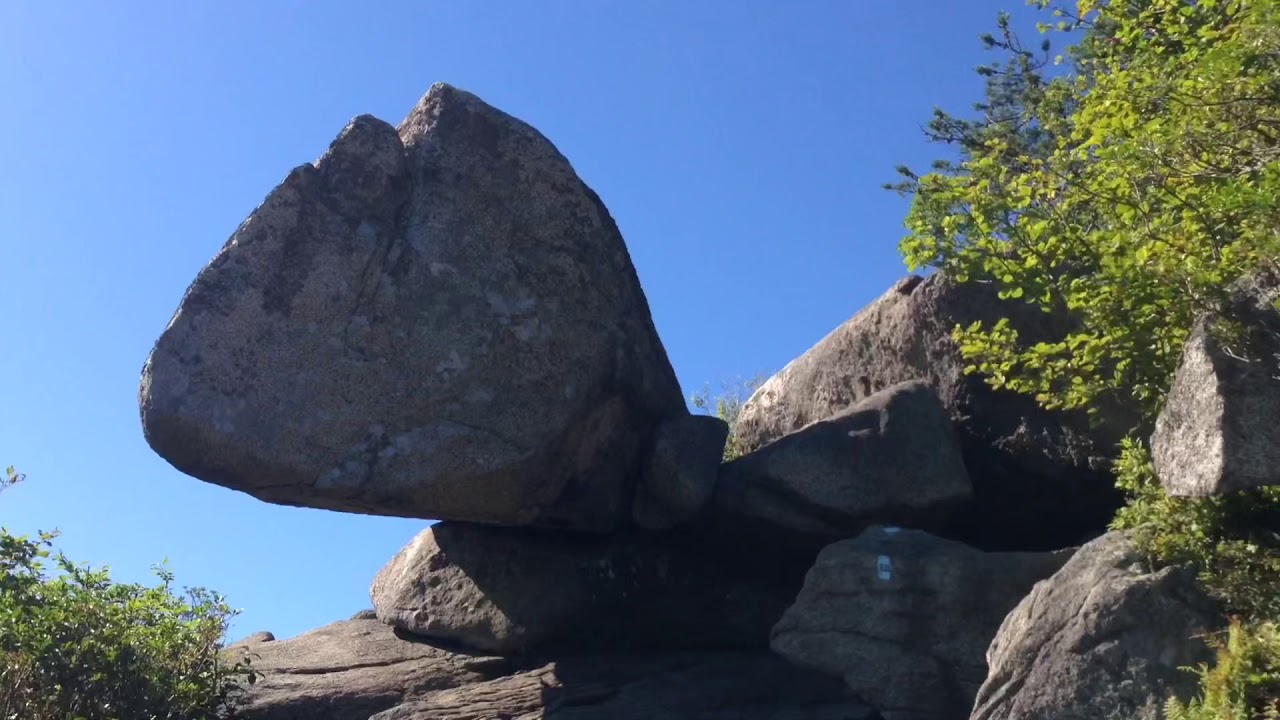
(2, 1, 1052, 640)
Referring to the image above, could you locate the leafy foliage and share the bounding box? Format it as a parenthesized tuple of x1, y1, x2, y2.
(690, 375, 766, 461)
(892, 0, 1280, 423)
(0, 469, 258, 720)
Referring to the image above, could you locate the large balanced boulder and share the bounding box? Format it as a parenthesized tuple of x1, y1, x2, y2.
(712, 381, 971, 538)
(1153, 269, 1280, 497)
(139, 83, 685, 533)
(770, 527, 1068, 720)
(733, 273, 1130, 550)
(228, 616, 874, 720)
(970, 532, 1219, 720)
(371, 521, 801, 655)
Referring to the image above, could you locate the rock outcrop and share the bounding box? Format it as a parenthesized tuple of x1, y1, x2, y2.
(1153, 269, 1280, 497)
(370, 521, 798, 654)
(224, 630, 274, 652)
(712, 381, 971, 538)
(223, 617, 505, 720)
(227, 616, 875, 720)
(770, 527, 1068, 720)
(146, 83, 1218, 720)
(969, 532, 1218, 720)
(139, 82, 685, 533)
(732, 273, 1129, 549)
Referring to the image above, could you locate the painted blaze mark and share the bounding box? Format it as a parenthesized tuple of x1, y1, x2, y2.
(877, 554, 892, 581)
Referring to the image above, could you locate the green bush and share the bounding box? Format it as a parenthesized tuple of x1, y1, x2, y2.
(1110, 440, 1280, 717)
(1111, 441, 1280, 620)
(1165, 619, 1280, 720)
(0, 467, 258, 720)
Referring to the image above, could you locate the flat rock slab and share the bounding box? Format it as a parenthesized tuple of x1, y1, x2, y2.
(713, 381, 971, 538)
(226, 617, 874, 720)
(140, 82, 685, 533)
(1153, 269, 1280, 496)
(970, 532, 1219, 720)
(222, 617, 508, 720)
(371, 521, 799, 655)
(371, 653, 877, 720)
(770, 526, 1068, 720)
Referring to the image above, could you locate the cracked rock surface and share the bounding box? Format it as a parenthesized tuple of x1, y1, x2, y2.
(225, 617, 876, 720)
(139, 82, 685, 533)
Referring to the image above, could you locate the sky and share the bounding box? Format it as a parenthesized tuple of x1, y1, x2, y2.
(1, 1, 1057, 641)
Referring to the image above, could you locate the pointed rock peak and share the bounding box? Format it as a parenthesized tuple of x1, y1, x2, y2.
(324, 114, 401, 163)
(396, 82, 555, 161)
(310, 115, 407, 217)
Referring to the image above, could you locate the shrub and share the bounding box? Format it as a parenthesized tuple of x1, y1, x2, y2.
(1165, 619, 1280, 720)
(690, 375, 766, 461)
(1111, 441, 1280, 620)
(0, 467, 258, 720)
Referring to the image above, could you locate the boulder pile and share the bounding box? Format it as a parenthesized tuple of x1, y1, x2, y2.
(143, 83, 1238, 720)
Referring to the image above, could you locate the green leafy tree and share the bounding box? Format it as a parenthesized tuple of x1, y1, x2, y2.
(892, 0, 1280, 424)
(894, 2, 1280, 715)
(0, 467, 259, 720)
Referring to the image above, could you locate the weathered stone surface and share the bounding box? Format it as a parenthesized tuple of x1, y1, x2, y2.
(224, 617, 507, 720)
(712, 381, 971, 538)
(139, 82, 685, 533)
(224, 630, 274, 651)
(370, 653, 875, 720)
(371, 521, 799, 655)
(970, 532, 1219, 720)
(632, 414, 728, 530)
(228, 616, 873, 720)
(1153, 269, 1280, 497)
(770, 527, 1067, 720)
(733, 273, 1129, 549)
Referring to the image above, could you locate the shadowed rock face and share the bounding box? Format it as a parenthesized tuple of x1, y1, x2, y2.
(139, 83, 685, 532)
(632, 414, 729, 530)
(224, 617, 875, 720)
(770, 527, 1069, 720)
(712, 381, 972, 538)
(370, 521, 800, 655)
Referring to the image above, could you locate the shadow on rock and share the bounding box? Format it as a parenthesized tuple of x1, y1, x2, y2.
(371, 521, 810, 655)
